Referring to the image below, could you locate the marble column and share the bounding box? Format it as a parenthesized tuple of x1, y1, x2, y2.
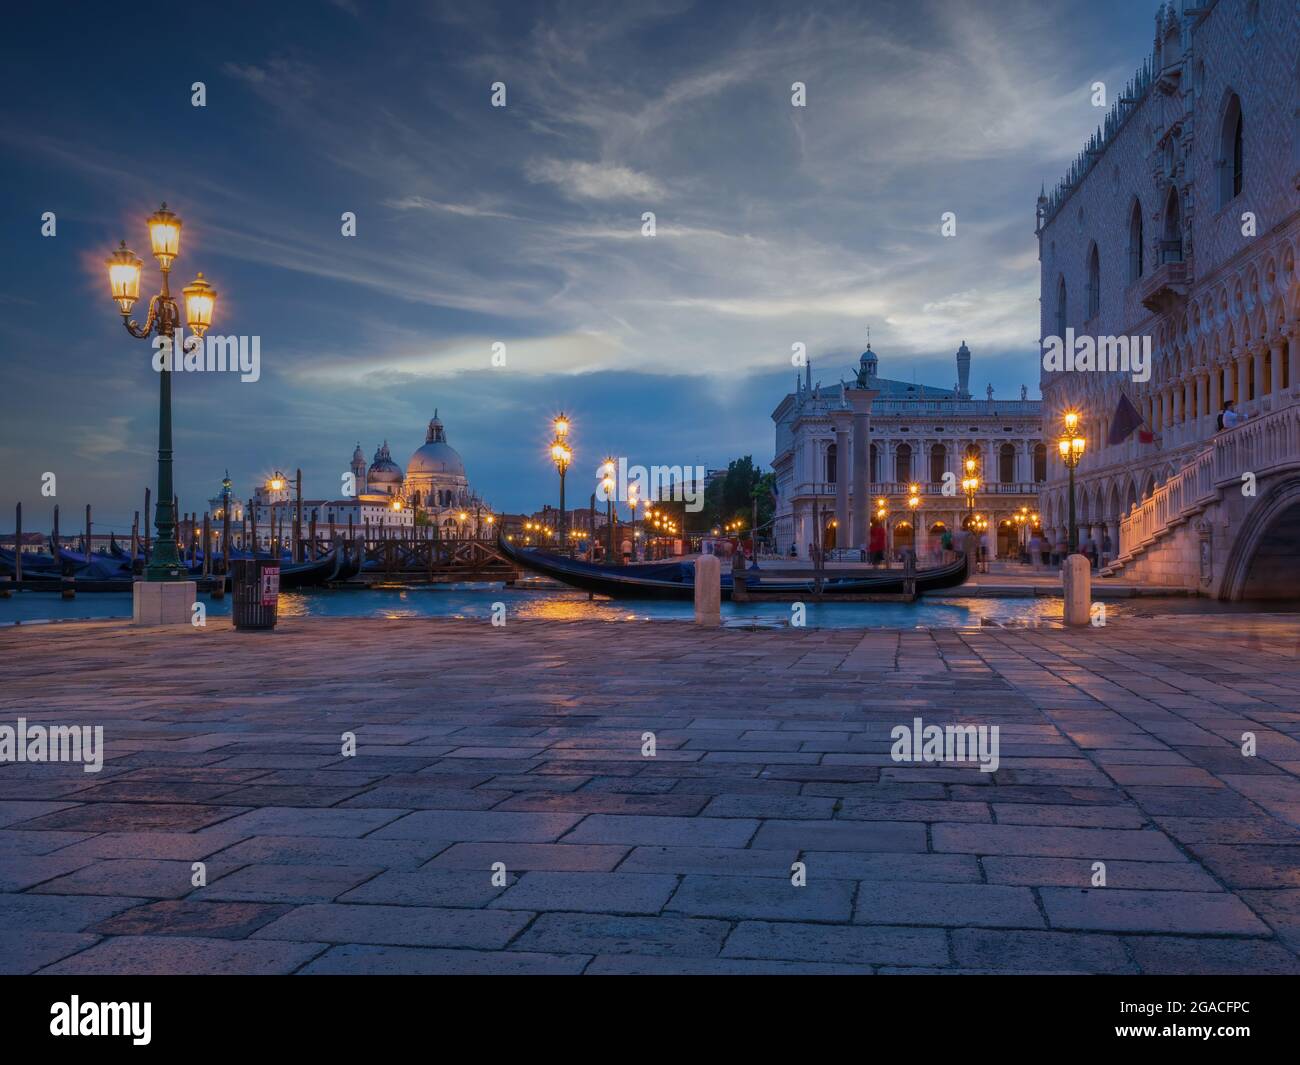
(1270, 338, 1285, 399)
(1236, 351, 1249, 406)
(1252, 344, 1267, 407)
(846, 388, 878, 551)
(1288, 330, 1300, 395)
(1210, 366, 1222, 419)
(830, 409, 852, 554)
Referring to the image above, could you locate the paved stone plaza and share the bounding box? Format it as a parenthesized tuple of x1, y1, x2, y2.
(2, 614, 1299, 975)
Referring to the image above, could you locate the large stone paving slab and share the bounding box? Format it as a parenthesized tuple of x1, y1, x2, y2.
(1, 613, 1298, 974)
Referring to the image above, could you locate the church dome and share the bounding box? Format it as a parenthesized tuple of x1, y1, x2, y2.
(367, 442, 403, 484)
(408, 442, 465, 478)
(407, 411, 466, 478)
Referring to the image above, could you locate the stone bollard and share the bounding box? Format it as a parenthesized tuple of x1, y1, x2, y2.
(1062, 553, 1091, 626)
(694, 554, 721, 627)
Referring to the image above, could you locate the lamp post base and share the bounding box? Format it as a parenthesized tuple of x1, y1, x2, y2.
(133, 580, 196, 626)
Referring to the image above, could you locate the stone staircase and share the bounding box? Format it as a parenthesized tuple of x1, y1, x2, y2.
(1099, 445, 1215, 577)
(1101, 403, 1300, 588)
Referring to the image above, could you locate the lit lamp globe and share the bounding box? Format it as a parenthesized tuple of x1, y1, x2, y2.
(106, 242, 143, 315)
(146, 203, 182, 270)
(183, 273, 216, 336)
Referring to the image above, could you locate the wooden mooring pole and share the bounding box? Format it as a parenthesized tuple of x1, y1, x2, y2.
(1, 502, 16, 596)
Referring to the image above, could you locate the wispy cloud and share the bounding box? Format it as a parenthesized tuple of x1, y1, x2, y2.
(526, 158, 666, 201)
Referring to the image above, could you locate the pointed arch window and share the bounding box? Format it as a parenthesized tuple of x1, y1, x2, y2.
(1086, 244, 1100, 319)
(1055, 276, 1067, 337)
(1218, 93, 1243, 207)
(1128, 200, 1144, 282)
(1161, 186, 1183, 263)
(826, 442, 837, 485)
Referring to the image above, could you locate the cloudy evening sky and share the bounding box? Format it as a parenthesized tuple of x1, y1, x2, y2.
(0, 0, 1155, 526)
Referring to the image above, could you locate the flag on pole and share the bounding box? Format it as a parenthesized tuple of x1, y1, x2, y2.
(1107, 390, 1146, 446)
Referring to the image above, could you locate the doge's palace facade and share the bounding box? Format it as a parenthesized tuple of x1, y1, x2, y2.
(1036, 0, 1300, 557)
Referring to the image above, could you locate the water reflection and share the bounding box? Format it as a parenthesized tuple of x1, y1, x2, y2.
(0, 584, 1288, 629)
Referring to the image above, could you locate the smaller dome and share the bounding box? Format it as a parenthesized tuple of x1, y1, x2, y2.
(352, 442, 365, 464)
(367, 441, 403, 484)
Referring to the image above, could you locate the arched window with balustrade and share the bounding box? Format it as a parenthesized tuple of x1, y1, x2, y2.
(894, 443, 912, 483)
(999, 443, 1016, 484)
(1033, 443, 1047, 482)
(826, 442, 837, 484)
(929, 443, 946, 483)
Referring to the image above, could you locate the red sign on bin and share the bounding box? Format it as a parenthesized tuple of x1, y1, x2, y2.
(260, 567, 280, 605)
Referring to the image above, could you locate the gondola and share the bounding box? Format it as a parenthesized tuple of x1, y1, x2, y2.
(0, 546, 58, 575)
(269, 547, 340, 589)
(50, 541, 135, 580)
(4, 548, 339, 592)
(329, 544, 362, 582)
(497, 534, 970, 601)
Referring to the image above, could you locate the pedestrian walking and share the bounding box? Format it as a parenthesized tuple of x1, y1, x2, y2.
(869, 523, 886, 567)
(1028, 531, 1044, 572)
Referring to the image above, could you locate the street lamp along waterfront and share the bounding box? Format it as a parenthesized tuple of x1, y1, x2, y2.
(550, 414, 572, 552)
(598, 458, 617, 563)
(1058, 411, 1086, 553)
(961, 456, 980, 529)
(105, 203, 218, 624)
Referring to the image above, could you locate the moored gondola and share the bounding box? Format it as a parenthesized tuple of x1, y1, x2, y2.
(497, 533, 969, 601)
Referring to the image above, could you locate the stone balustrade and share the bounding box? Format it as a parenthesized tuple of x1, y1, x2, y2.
(1118, 403, 1300, 557)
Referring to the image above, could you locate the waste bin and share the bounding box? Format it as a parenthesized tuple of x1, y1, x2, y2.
(232, 558, 279, 630)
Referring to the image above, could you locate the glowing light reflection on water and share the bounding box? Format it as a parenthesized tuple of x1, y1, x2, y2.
(0, 582, 1272, 628)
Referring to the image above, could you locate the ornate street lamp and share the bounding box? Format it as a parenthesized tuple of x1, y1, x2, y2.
(1058, 411, 1086, 553)
(550, 415, 571, 552)
(599, 458, 616, 563)
(908, 483, 921, 556)
(627, 483, 640, 559)
(105, 203, 217, 582)
(961, 456, 980, 527)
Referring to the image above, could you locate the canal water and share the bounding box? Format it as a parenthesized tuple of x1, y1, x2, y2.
(0, 584, 1284, 629)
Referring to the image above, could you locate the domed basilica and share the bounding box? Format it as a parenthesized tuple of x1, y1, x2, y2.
(345, 411, 489, 532)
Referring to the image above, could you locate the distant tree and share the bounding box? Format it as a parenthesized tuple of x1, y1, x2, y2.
(697, 456, 774, 536)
